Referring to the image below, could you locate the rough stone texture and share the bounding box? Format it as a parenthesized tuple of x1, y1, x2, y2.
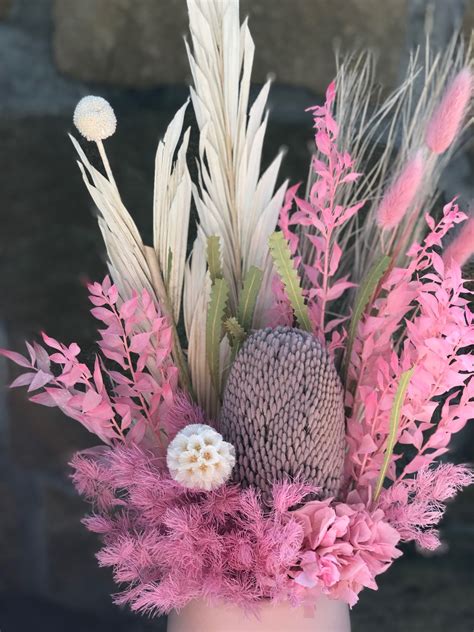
(53, 0, 190, 88)
(464, 0, 474, 40)
(0, 481, 18, 590)
(246, 0, 408, 92)
(52, 0, 408, 92)
(0, 0, 11, 19)
(0, 0, 85, 116)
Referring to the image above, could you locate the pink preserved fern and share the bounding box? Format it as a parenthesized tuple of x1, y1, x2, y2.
(278, 82, 364, 346)
(0, 277, 178, 447)
(426, 67, 473, 154)
(345, 203, 473, 514)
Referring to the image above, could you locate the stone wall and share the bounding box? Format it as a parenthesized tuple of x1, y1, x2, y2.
(52, 0, 409, 92)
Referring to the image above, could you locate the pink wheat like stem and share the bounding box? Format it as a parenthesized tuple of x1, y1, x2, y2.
(376, 152, 425, 231)
(426, 67, 473, 154)
(110, 303, 164, 449)
(443, 213, 474, 269)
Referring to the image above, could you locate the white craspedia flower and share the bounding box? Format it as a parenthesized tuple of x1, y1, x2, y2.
(167, 424, 235, 491)
(73, 96, 117, 142)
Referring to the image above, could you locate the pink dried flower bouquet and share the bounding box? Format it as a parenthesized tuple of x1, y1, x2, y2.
(1, 0, 473, 624)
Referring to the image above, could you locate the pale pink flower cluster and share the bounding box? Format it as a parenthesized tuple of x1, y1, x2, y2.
(291, 491, 402, 606)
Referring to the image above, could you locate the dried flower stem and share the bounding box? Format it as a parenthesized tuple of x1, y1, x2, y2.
(144, 246, 192, 395)
(96, 140, 117, 189)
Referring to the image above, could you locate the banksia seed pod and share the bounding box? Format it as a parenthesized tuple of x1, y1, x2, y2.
(220, 327, 345, 499)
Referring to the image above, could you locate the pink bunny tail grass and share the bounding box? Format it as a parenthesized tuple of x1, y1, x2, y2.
(376, 152, 425, 229)
(426, 67, 473, 154)
(443, 212, 474, 269)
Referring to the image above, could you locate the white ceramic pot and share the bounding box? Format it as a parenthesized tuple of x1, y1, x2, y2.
(167, 596, 351, 632)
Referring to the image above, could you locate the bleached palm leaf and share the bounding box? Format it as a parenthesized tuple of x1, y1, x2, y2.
(71, 125, 193, 392)
(71, 135, 156, 301)
(183, 0, 286, 414)
(184, 0, 286, 313)
(184, 230, 215, 414)
(153, 100, 192, 322)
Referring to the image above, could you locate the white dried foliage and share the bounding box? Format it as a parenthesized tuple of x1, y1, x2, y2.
(70, 135, 155, 301)
(184, 230, 214, 415)
(183, 0, 286, 414)
(71, 98, 193, 392)
(153, 100, 192, 322)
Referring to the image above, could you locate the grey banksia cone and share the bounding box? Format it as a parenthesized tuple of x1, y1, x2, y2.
(220, 327, 346, 499)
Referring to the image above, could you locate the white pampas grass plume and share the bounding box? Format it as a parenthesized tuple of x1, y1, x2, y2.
(443, 212, 474, 268)
(376, 152, 425, 230)
(426, 68, 473, 154)
(73, 96, 117, 142)
(166, 424, 235, 491)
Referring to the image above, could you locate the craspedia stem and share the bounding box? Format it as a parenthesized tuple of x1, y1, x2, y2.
(96, 140, 117, 189)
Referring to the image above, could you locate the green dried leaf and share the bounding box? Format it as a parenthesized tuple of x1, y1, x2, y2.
(374, 367, 415, 501)
(268, 231, 311, 332)
(224, 316, 246, 343)
(344, 254, 390, 382)
(237, 266, 264, 331)
(207, 235, 223, 282)
(224, 316, 247, 362)
(206, 277, 229, 393)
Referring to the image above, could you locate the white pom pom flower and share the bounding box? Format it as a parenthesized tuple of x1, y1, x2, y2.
(166, 424, 235, 491)
(73, 96, 117, 142)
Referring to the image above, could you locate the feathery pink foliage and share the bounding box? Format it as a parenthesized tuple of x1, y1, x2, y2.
(443, 211, 474, 268)
(71, 444, 314, 615)
(376, 151, 424, 229)
(72, 442, 403, 613)
(0, 277, 178, 447)
(291, 490, 401, 607)
(276, 82, 363, 348)
(379, 464, 474, 550)
(345, 202, 473, 512)
(426, 67, 473, 154)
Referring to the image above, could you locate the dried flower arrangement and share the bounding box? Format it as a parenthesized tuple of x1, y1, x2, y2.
(1, 0, 473, 621)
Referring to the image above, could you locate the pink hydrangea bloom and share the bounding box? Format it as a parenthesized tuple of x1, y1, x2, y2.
(291, 491, 402, 606)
